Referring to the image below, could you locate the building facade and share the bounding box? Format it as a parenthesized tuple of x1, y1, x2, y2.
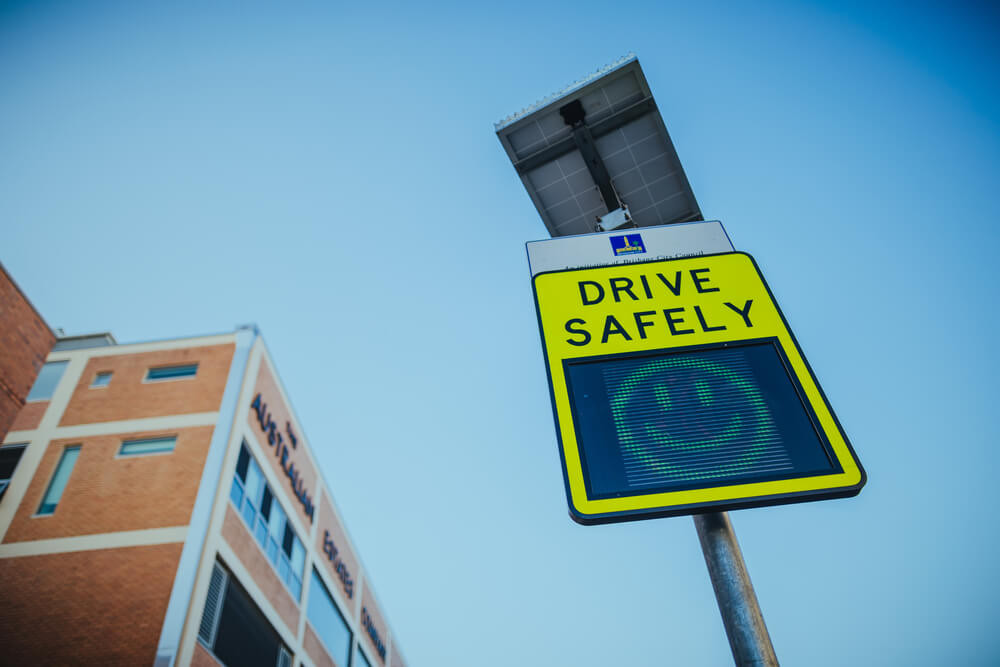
(0, 262, 56, 443)
(0, 327, 405, 667)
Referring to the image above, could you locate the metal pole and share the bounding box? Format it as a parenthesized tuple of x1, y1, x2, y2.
(693, 511, 779, 666)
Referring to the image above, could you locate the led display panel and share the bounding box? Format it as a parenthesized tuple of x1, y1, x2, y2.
(565, 342, 838, 500)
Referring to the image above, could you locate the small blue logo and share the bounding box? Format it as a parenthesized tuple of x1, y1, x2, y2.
(610, 233, 646, 256)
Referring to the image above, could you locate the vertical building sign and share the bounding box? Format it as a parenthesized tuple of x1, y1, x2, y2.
(315, 495, 359, 608)
(247, 359, 318, 525)
(360, 580, 390, 663)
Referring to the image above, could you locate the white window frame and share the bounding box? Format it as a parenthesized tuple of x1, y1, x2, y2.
(143, 363, 199, 383)
(117, 436, 177, 458)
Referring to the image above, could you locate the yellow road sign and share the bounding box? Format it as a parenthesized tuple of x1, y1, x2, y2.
(532, 252, 865, 524)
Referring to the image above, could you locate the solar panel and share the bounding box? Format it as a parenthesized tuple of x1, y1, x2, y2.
(496, 55, 702, 237)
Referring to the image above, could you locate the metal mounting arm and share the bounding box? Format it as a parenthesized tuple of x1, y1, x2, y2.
(559, 99, 621, 213)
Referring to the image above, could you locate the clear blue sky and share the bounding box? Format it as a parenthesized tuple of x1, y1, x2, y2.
(2, 1, 998, 665)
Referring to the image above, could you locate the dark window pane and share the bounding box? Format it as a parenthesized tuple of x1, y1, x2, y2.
(236, 446, 250, 482)
(260, 487, 273, 520)
(0, 445, 26, 479)
(282, 525, 294, 557)
(146, 364, 198, 381)
(212, 572, 284, 667)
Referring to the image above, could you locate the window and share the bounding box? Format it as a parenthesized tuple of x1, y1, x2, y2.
(91, 371, 112, 388)
(306, 568, 353, 666)
(198, 561, 293, 667)
(26, 361, 68, 401)
(356, 648, 373, 667)
(119, 436, 176, 457)
(38, 445, 80, 515)
(230, 443, 305, 600)
(145, 364, 198, 381)
(0, 445, 27, 502)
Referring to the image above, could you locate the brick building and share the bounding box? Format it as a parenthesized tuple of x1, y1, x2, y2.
(0, 262, 56, 443)
(0, 327, 405, 667)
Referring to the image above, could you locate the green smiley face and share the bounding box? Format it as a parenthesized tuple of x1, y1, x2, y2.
(605, 353, 787, 486)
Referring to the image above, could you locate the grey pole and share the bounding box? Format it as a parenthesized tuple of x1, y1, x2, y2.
(693, 511, 779, 666)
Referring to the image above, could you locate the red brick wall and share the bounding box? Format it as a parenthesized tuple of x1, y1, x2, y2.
(0, 264, 55, 440)
(3, 426, 215, 543)
(221, 504, 300, 635)
(0, 542, 182, 665)
(9, 400, 48, 432)
(59, 343, 235, 426)
(192, 641, 225, 667)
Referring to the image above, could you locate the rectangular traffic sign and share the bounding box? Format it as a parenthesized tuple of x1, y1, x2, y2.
(531, 250, 865, 524)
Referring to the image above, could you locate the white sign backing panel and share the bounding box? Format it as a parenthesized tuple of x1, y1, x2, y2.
(526, 220, 733, 278)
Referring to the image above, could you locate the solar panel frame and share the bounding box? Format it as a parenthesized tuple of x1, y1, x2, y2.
(497, 56, 702, 237)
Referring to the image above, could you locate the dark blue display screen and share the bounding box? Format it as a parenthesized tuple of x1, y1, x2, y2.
(564, 341, 839, 499)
